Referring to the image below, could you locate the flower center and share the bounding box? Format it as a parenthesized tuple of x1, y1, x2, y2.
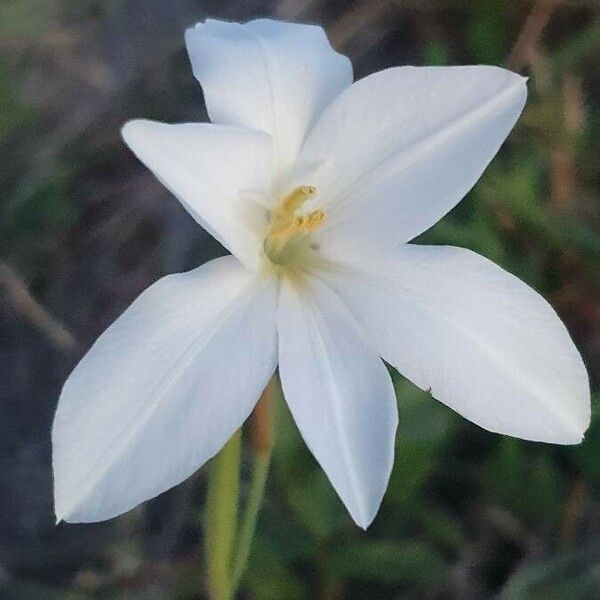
(263, 186, 325, 266)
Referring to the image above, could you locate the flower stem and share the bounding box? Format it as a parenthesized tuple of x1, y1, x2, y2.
(204, 429, 241, 600)
(230, 381, 275, 596)
(203, 380, 275, 599)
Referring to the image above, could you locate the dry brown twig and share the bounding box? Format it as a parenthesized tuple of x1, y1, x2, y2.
(0, 261, 78, 352)
(507, 0, 560, 72)
(327, 1, 391, 49)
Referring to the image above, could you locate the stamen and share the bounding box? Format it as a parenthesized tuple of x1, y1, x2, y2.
(263, 186, 324, 266)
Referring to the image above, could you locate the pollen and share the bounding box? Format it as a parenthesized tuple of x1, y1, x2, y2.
(263, 186, 325, 266)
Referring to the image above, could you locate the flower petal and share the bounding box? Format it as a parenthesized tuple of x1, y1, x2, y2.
(122, 120, 274, 269)
(294, 66, 526, 259)
(53, 256, 277, 522)
(324, 245, 590, 444)
(277, 275, 398, 528)
(185, 19, 352, 178)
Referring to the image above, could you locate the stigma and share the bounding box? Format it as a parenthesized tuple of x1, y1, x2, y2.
(263, 186, 325, 267)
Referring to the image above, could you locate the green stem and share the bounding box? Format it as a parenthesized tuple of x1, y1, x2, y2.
(230, 382, 274, 596)
(230, 450, 272, 592)
(204, 429, 242, 600)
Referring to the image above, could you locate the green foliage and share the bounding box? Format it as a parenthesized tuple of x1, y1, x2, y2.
(0, 0, 56, 39)
(0, 60, 35, 139)
(568, 394, 600, 490)
(329, 539, 447, 586)
(243, 538, 309, 600)
(386, 376, 457, 507)
(468, 0, 509, 64)
(422, 38, 450, 67)
(483, 438, 562, 526)
(550, 19, 600, 77)
(1, 167, 79, 251)
(501, 547, 600, 600)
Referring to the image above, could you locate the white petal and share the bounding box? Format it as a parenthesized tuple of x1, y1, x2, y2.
(53, 256, 277, 522)
(122, 120, 273, 269)
(294, 66, 526, 259)
(185, 18, 352, 178)
(277, 275, 398, 528)
(324, 245, 590, 444)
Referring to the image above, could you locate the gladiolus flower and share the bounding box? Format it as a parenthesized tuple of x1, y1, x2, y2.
(53, 19, 590, 528)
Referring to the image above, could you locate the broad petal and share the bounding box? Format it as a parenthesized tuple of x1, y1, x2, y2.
(324, 245, 590, 444)
(294, 66, 526, 259)
(185, 19, 352, 178)
(277, 276, 398, 528)
(122, 120, 273, 269)
(53, 256, 277, 522)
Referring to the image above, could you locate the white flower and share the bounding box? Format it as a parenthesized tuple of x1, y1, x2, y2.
(52, 19, 590, 529)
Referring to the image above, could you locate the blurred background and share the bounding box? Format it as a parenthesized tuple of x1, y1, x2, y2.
(1, 0, 599, 598)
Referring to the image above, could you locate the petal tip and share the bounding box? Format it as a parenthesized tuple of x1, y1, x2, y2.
(348, 495, 381, 531)
(558, 433, 585, 446)
(565, 424, 588, 446)
(354, 512, 375, 531)
(53, 494, 73, 524)
(54, 501, 68, 524)
(121, 119, 164, 156)
(120, 119, 147, 150)
(184, 20, 205, 41)
(121, 118, 147, 142)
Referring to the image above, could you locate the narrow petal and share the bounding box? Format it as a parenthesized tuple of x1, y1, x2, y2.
(122, 120, 273, 269)
(277, 276, 398, 528)
(324, 245, 590, 444)
(53, 256, 278, 522)
(185, 18, 352, 178)
(294, 66, 526, 259)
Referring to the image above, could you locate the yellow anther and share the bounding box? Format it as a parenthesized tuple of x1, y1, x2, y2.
(306, 210, 324, 228)
(281, 186, 316, 212)
(263, 186, 324, 266)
